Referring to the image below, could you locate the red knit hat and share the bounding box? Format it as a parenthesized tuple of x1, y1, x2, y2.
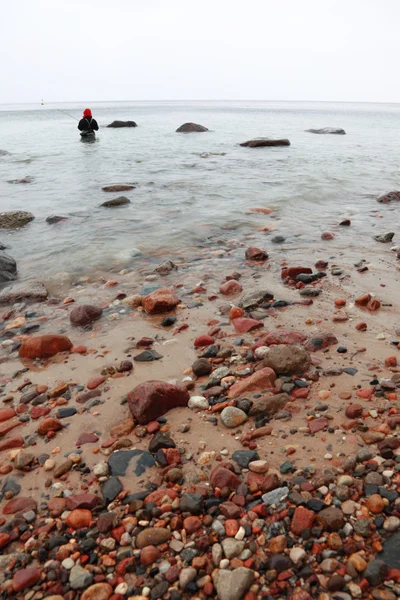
(83, 108, 92, 117)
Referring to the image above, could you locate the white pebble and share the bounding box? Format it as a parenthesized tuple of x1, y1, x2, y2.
(61, 557, 74, 570)
(324, 453, 333, 460)
(115, 582, 128, 595)
(254, 346, 270, 359)
(377, 333, 386, 340)
(219, 559, 230, 569)
(142, 586, 151, 597)
(235, 526, 245, 541)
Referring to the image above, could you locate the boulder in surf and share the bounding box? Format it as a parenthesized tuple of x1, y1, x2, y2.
(240, 138, 290, 147)
(107, 121, 137, 128)
(176, 122, 209, 133)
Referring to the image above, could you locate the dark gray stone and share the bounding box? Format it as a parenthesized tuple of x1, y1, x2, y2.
(101, 476, 122, 503)
(108, 450, 155, 477)
(231, 450, 259, 469)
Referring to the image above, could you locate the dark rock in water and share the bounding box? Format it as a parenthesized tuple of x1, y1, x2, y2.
(306, 127, 346, 134)
(0, 150, 10, 156)
(379, 532, 400, 569)
(100, 196, 131, 208)
(0, 251, 17, 283)
(102, 184, 135, 192)
(232, 450, 259, 468)
(374, 231, 395, 243)
(46, 216, 68, 224)
(108, 449, 155, 476)
(296, 272, 326, 284)
(299, 288, 322, 297)
(70, 304, 103, 327)
(107, 120, 137, 128)
(339, 218, 351, 226)
(240, 138, 290, 147)
(8, 176, 33, 184)
(363, 559, 388, 586)
(176, 122, 208, 133)
(0, 211, 34, 228)
(377, 190, 400, 203)
(271, 235, 286, 243)
(102, 476, 122, 503)
(0, 281, 48, 304)
(134, 349, 163, 362)
(161, 316, 177, 327)
(155, 260, 177, 276)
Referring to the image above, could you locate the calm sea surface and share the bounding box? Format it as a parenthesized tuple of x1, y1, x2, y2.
(0, 100, 399, 282)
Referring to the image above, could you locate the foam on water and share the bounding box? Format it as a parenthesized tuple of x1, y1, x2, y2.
(0, 99, 399, 281)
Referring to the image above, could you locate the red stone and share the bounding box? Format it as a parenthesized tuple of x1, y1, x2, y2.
(184, 516, 202, 533)
(291, 506, 316, 535)
(356, 388, 373, 400)
(355, 322, 367, 331)
(66, 509, 92, 529)
(162, 448, 181, 465)
(48, 497, 67, 517)
(194, 335, 215, 347)
(37, 417, 62, 436)
(30, 406, 51, 419)
(142, 288, 179, 314)
(0, 408, 16, 422)
(76, 432, 99, 446)
(87, 376, 105, 390)
(245, 246, 268, 261)
(0, 435, 24, 452)
(308, 417, 328, 434)
(281, 267, 312, 280)
(253, 330, 307, 349)
(70, 304, 102, 326)
(210, 466, 241, 491)
(219, 280, 243, 295)
(0, 420, 22, 437)
(385, 356, 397, 367)
(144, 488, 178, 504)
(367, 299, 381, 312)
(13, 567, 40, 592)
(3, 497, 37, 515)
(304, 332, 338, 352)
(232, 317, 263, 333)
(291, 388, 309, 399)
(147, 421, 160, 434)
(127, 380, 189, 424)
(355, 293, 371, 307)
(71, 345, 88, 354)
(66, 494, 101, 510)
(140, 545, 160, 566)
(321, 231, 334, 240)
(345, 403, 363, 419)
(19, 334, 72, 359)
(0, 532, 10, 548)
(228, 368, 276, 399)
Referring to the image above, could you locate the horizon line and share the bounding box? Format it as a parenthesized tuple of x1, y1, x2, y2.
(2, 98, 400, 106)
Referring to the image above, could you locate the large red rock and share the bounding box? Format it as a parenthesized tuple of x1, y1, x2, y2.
(345, 403, 363, 419)
(291, 506, 316, 535)
(219, 280, 243, 295)
(0, 408, 16, 422)
(0, 435, 24, 452)
(228, 368, 276, 399)
(13, 567, 40, 592)
(308, 417, 329, 434)
(245, 247, 268, 261)
(3, 497, 37, 515)
(144, 489, 178, 504)
(210, 466, 241, 491)
(0, 420, 21, 437)
(253, 330, 308, 349)
(128, 380, 189, 424)
(232, 318, 263, 333)
(19, 334, 72, 359)
(66, 509, 92, 529)
(36, 417, 62, 436)
(142, 288, 179, 314)
(304, 333, 338, 352)
(66, 494, 101, 510)
(194, 335, 215, 347)
(281, 266, 312, 280)
(70, 304, 103, 326)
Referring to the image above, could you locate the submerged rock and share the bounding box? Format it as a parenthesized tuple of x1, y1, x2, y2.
(176, 122, 208, 133)
(240, 138, 290, 147)
(306, 127, 346, 134)
(0, 211, 34, 228)
(0, 251, 17, 282)
(8, 176, 33, 184)
(70, 304, 103, 327)
(100, 196, 131, 208)
(128, 380, 189, 424)
(107, 120, 137, 128)
(102, 184, 135, 192)
(239, 289, 274, 310)
(374, 231, 395, 243)
(46, 215, 68, 224)
(142, 287, 180, 314)
(0, 281, 48, 303)
(377, 190, 400, 203)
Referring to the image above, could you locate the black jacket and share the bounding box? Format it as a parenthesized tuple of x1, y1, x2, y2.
(78, 117, 99, 133)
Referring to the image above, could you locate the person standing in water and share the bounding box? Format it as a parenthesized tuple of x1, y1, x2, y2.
(78, 108, 99, 136)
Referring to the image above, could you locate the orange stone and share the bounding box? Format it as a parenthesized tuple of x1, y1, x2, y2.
(385, 356, 398, 368)
(66, 509, 92, 529)
(19, 334, 72, 359)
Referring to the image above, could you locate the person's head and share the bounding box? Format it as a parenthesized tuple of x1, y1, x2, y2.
(83, 108, 92, 118)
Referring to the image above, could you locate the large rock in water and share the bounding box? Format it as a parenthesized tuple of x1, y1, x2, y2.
(0, 281, 48, 304)
(102, 184, 135, 192)
(100, 196, 130, 208)
(306, 127, 346, 134)
(263, 344, 311, 375)
(142, 288, 180, 314)
(0, 211, 34, 228)
(19, 335, 73, 359)
(0, 251, 17, 282)
(128, 380, 189, 424)
(176, 122, 208, 133)
(107, 120, 137, 128)
(70, 305, 103, 327)
(240, 138, 290, 147)
(377, 190, 400, 204)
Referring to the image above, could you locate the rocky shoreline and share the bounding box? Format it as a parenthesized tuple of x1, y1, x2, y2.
(0, 201, 399, 600)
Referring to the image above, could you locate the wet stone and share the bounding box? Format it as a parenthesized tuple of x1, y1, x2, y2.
(108, 449, 155, 476)
(101, 476, 122, 503)
(231, 450, 259, 468)
(134, 349, 163, 362)
(56, 407, 77, 418)
(148, 431, 176, 453)
(180, 494, 203, 514)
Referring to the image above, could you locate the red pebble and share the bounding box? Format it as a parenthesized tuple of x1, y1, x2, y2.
(87, 376, 105, 390)
(194, 335, 214, 347)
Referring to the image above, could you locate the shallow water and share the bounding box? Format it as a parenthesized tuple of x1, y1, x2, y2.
(0, 100, 399, 282)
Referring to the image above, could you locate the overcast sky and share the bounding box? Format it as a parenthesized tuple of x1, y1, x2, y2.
(1, 0, 399, 104)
